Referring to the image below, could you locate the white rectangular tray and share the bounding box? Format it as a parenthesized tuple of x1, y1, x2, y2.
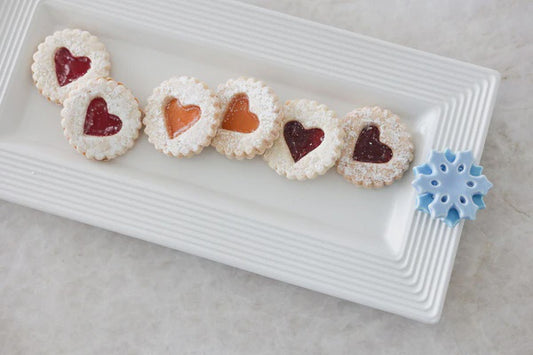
(0, 0, 499, 322)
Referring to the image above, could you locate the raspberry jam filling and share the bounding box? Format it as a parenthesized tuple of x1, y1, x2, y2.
(54, 47, 91, 87)
(164, 98, 201, 139)
(284, 120, 324, 163)
(222, 93, 259, 133)
(83, 97, 122, 137)
(353, 125, 392, 163)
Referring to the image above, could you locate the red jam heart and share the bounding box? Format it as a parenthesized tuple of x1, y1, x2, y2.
(284, 120, 324, 163)
(222, 93, 259, 133)
(83, 97, 122, 137)
(54, 47, 91, 87)
(353, 125, 393, 163)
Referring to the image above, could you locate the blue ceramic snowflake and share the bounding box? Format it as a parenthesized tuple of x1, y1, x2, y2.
(412, 150, 492, 227)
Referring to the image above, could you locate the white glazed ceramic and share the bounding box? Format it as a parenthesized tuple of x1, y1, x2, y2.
(0, 0, 499, 322)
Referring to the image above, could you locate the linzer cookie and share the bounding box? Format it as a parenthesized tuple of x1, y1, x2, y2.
(32, 29, 111, 104)
(61, 78, 142, 161)
(144, 76, 221, 158)
(211, 77, 282, 159)
(337, 106, 414, 188)
(264, 99, 344, 180)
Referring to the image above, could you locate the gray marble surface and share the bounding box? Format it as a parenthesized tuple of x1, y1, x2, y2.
(1, 0, 532, 354)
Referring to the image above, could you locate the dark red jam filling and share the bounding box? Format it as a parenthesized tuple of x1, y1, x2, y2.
(83, 97, 122, 137)
(284, 120, 325, 163)
(352, 125, 393, 163)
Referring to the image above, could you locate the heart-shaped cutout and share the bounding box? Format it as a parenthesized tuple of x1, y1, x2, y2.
(83, 97, 122, 137)
(164, 98, 201, 139)
(222, 93, 259, 133)
(284, 120, 324, 163)
(54, 47, 91, 87)
(353, 125, 392, 163)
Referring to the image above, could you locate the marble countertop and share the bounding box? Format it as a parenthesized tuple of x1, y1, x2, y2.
(1, 0, 532, 353)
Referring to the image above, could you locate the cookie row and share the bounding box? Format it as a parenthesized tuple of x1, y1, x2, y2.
(147, 78, 414, 187)
(31, 29, 414, 188)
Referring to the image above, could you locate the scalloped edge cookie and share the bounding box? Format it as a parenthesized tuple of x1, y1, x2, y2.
(264, 99, 344, 180)
(144, 76, 221, 158)
(32, 29, 111, 105)
(337, 106, 414, 188)
(61, 78, 142, 161)
(211, 77, 282, 159)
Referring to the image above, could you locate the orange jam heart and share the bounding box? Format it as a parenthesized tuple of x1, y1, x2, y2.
(164, 98, 201, 139)
(222, 93, 259, 133)
(84, 97, 122, 137)
(353, 125, 393, 163)
(54, 47, 91, 87)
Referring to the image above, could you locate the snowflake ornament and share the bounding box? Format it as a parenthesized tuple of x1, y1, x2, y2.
(412, 150, 492, 227)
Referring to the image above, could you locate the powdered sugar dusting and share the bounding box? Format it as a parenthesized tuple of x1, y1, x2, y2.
(264, 99, 344, 180)
(211, 77, 282, 159)
(337, 106, 414, 188)
(61, 78, 142, 160)
(32, 29, 110, 104)
(143, 76, 221, 158)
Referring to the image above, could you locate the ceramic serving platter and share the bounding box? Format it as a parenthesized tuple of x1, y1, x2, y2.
(0, 0, 499, 322)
